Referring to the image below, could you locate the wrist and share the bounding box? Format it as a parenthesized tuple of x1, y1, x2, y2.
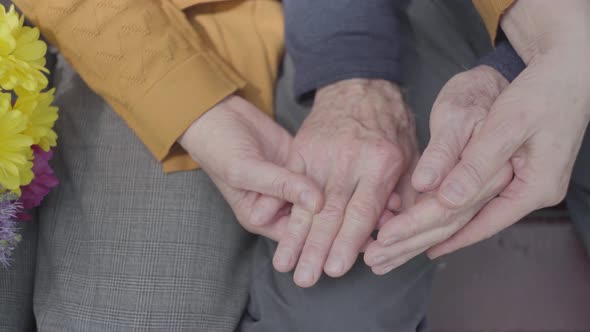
(178, 94, 242, 159)
(501, 0, 590, 63)
(317, 79, 403, 101)
(314, 79, 414, 131)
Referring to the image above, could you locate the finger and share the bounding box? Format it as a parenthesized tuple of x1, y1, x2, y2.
(377, 209, 396, 229)
(379, 161, 512, 247)
(248, 195, 286, 226)
(367, 223, 459, 267)
(325, 176, 393, 278)
(376, 198, 442, 246)
(387, 192, 402, 211)
(227, 159, 323, 213)
(428, 178, 535, 258)
(248, 153, 309, 226)
(294, 180, 353, 288)
(438, 116, 525, 208)
(370, 247, 428, 275)
(254, 214, 290, 242)
(273, 206, 314, 272)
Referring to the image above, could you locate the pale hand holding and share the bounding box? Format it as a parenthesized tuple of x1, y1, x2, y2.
(365, 66, 513, 273)
(179, 95, 324, 241)
(396, 0, 590, 260)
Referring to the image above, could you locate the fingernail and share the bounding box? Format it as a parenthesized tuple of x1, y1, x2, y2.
(428, 247, 447, 260)
(300, 191, 317, 212)
(441, 182, 466, 206)
(325, 256, 344, 275)
(295, 264, 314, 286)
(417, 167, 438, 187)
(274, 249, 292, 269)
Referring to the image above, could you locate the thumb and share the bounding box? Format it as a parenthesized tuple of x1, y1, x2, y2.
(437, 114, 524, 208)
(413, 129, 467, 193)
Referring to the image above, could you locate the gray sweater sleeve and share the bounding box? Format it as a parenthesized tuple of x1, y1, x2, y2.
(284, 0, 410, 98)
(285, 0, 525, 99)
(477, 38, 525, 82)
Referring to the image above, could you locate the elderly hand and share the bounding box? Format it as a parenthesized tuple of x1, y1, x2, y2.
(364, 65, 513, 273)
(407, 0, 590, 259)
(270, 79, 419, 287)
(178, 95, 323, 241)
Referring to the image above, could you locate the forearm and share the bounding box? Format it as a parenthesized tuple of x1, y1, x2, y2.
(500, 0, 590, 64)
(284, 0, 409, 98)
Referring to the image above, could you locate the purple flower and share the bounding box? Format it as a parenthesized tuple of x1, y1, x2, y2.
(18, 145, 58, 220)
(0, 194, 22, 267)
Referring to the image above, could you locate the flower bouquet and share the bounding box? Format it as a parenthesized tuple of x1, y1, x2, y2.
(0, 5, 58, 266)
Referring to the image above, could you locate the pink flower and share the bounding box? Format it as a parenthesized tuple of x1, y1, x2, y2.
(18, 145, 58, 220)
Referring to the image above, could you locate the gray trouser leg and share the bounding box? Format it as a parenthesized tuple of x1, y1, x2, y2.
(567, 128, 590, 256)
(239, 2, 493, 331)
(30, 56, 256, 331)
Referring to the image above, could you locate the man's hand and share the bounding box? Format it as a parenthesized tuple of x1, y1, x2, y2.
(178, 95, 323, 241)
(364, 66, 513, 273)
(271, 79, 419, 287)
(411, 0, 590, 258)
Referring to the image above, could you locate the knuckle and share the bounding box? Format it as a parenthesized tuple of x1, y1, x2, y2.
(304, 237, 328, 254)
(369, 139, 399, 159)
(370, 140, 405, 174)
(284, 226, 305, 244)
(319, 201, 346, 222)
(271, 176, 289, 200)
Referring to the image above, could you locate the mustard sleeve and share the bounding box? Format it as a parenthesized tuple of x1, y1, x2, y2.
(12, 0, 247, 172)
(472, 0, 516, 44)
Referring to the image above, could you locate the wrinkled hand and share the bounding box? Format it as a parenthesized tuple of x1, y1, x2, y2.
(178, 95, 323, 241)
(271, 79, 419, 287)
(411, 0, 590, 258)
(365, 66, 513, 273)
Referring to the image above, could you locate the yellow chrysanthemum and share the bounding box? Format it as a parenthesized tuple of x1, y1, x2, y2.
(0, 6, 48, 92)
(0, 92, 33, 193)
(15, 88, 58, 151)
